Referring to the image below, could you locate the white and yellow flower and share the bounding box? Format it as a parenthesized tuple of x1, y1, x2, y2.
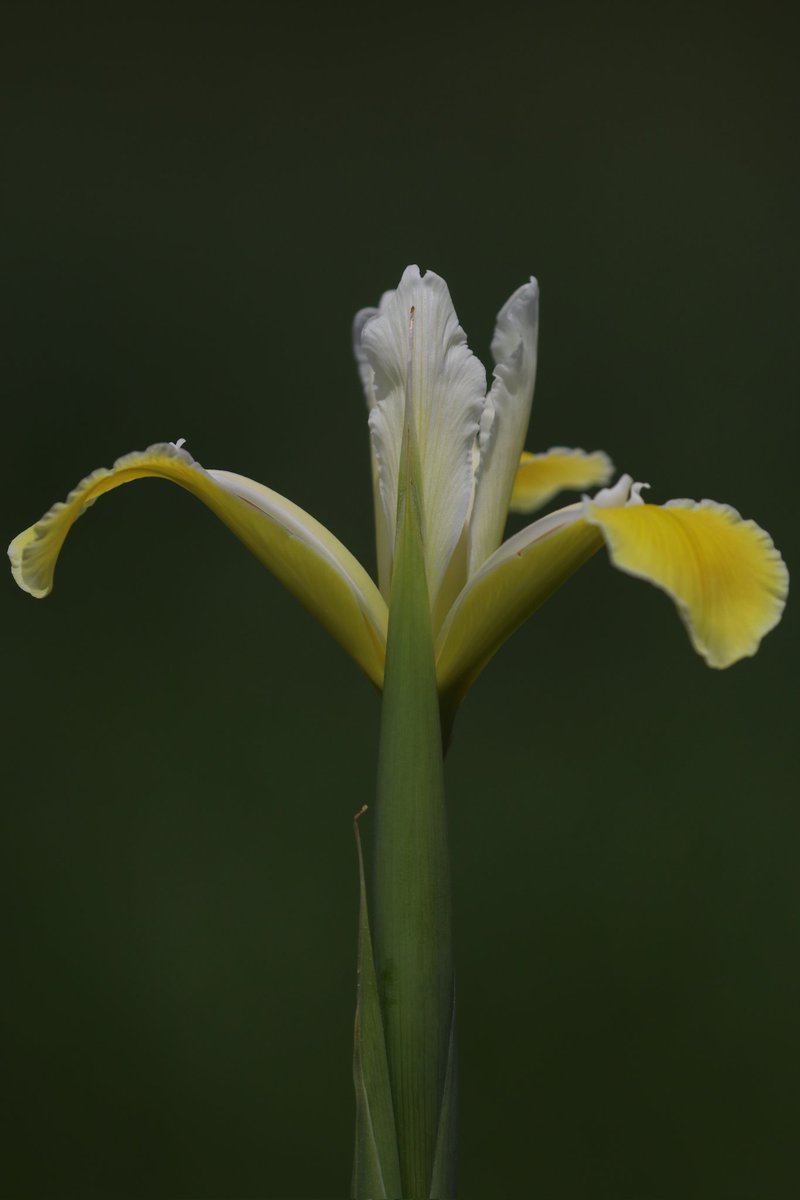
(9, 266, 788, 710)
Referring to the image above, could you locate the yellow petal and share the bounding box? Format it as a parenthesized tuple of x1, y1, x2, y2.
(509, 447, 614, 514)
(436, 506, 602, 709)
(586, 498, 788, 668)
(9, 442, 388, 687)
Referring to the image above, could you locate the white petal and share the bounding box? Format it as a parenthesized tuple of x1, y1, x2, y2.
(468, 278, 539, 575)
(360, 266, 486, 610)
(352, 285, 401, 412)
(353, 303, 391, 595)
(352, 307, 380, 410)
(592, 473, 635, 508)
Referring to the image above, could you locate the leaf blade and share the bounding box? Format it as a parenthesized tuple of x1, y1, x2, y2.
(352, 808, 402, 1200)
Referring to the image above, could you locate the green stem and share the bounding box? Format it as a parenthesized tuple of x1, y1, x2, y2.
(371, 428, 456, 1198)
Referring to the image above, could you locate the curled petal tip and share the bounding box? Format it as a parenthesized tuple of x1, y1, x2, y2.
(9, 526, 50, 598)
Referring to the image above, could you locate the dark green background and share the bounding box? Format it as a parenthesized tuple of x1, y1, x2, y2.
(2, 2, 798, 1196)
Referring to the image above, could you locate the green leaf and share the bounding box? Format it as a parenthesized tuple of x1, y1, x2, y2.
(429, 993, 458, 1199)
(352, 807, 403, 1200)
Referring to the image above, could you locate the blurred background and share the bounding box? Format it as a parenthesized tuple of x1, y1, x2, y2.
(1, 1, 798, 1196)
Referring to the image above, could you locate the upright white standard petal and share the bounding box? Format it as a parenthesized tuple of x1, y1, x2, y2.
(352, 306, 381, 410)
(353, 291, 396, 599)
(468, 278, 539, 575)
(359, 266, 486, 610)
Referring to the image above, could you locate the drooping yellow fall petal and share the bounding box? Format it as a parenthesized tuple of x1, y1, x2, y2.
(9, 442, 388, 687)
(436, 478, 788, 715)
(435, 506, 603, 709)
(509, 447, 614, 514)
(586, 498, 788, 668)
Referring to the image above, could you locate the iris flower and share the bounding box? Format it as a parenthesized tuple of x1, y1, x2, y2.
(10, 265, 789, 1200)
(9, 266, 788, 715)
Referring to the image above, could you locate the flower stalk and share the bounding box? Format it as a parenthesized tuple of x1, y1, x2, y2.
(353, 421, 457, 1198)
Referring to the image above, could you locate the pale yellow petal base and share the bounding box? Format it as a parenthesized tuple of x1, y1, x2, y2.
(436, 507, 603, 707)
